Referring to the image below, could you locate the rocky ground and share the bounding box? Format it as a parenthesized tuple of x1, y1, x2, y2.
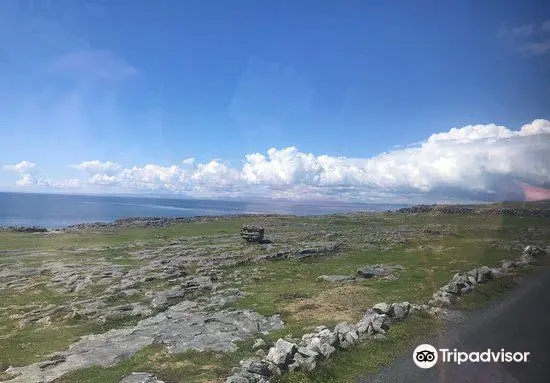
(0, 203, 549, 383)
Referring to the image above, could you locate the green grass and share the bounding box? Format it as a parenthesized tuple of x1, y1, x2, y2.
(0, 315, 146, 366)
(457, 256, 550, 310)
(0, 218, 254, 252)
(0, 283, 69, 307)
(0, 210, 548, 382)
(273, 314, 438, 383)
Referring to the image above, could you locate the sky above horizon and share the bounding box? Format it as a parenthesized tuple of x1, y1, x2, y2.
(1, 0, 550, 203)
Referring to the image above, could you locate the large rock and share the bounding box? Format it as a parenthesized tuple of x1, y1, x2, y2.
(477, 266, 494, 283)
(266, 339, 297, 367)
(225, 376, 249, 383)
(240, 225, 265, 243)
(357, 264, 402, 279)
(288, 353, 316, 372)
(316, 328, 338, 347)
(334, 322, 359, 349)
(501, 260, 518, 272)
(389, 302, 410, 320)
(429, 291, 456, 306)
(241, 357, 279, 377)
(316, 275, 356, 283)
(442, 282, 459, 294)
(372, 302, 391, 314)
(357, 310, 392, 335)
(521, 245, 546, 264)
(303, 337, 336, 359)
(119, 372, 165, 383)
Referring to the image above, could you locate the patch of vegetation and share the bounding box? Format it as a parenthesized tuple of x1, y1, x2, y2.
(0, 314, 146, 366)
(272, 314, 438, 383)
(54, 340, 258, 383)
(0, 209, 548, 382)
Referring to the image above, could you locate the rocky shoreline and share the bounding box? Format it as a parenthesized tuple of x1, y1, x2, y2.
(0, 214, 294, 233)
(2, 203, 549, 233)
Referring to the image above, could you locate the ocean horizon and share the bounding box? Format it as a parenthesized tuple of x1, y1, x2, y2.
(0, 192, 408, 228)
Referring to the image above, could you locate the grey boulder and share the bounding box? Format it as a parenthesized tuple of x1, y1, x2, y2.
(266, 339, 297, 367)
(119, 372, 164, 383)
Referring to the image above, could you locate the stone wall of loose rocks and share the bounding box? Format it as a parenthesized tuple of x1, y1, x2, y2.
(429, 245, 546, 306)
(225, 301, 414, 382)
(397, 204, 550, 217)
(225, 245, 547, 383)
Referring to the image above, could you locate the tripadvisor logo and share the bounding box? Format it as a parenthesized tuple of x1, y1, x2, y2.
(413, 344, 438, 368)
(413, 344, 530, 369)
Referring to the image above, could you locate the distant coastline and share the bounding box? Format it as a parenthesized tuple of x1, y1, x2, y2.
(0, 192, 408, 229)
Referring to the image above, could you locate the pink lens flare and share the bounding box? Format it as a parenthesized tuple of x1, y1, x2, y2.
(517, 182, 550, 202)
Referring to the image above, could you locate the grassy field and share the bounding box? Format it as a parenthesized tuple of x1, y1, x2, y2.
(0, 206, 548, 382)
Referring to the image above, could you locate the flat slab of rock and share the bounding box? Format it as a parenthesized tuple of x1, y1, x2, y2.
(119, 372, 165, 383)
(316, 275, 356, 283)
(255, 242, 341, 262)
(357, 264, 403, 279)
(7, 301, 284, 383)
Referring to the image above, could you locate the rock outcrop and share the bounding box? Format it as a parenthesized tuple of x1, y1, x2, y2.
(7, 301, 284, 383)
(241, 225, 265, 243)
(3, 226, 48, 233)
(254, 242, 341, 261)
(357, 264, 404, 279)
(316, 264, 403, 284)
(119, 372, 165, 383)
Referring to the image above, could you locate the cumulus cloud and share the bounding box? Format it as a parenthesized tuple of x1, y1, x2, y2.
(2, 160, 38, 174)
(70, 160, 122, 175)
(2, 161, 81, 188)
(2, 161, 39, 186)
(5, 119, 550, 202)
(427, 119, 550, 142)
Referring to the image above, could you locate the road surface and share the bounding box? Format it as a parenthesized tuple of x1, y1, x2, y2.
(360, 267, 550, 383)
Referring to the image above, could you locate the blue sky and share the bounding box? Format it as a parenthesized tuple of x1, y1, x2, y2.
(1, 0, 550, 202)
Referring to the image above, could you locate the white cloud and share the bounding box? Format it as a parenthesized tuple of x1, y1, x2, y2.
(70, 160, 121, 175)
(2, 161, 81, 189)
(2, 160, 39, 186)
(511, 24, 535, 36)
(518, 40, 550, 56)
(498, 23, 535, 38)
(2, 160, 38, 174)
(427, 119, 550, 143)
(499, 20, 550, 57)
(15, 174, 35, 186)
(52, 50, 138, 81)
(38, 178, 82, 189)
(6, 119, 550, 202)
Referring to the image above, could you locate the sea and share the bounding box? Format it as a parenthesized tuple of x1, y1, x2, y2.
(0, 192, 408, 228)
